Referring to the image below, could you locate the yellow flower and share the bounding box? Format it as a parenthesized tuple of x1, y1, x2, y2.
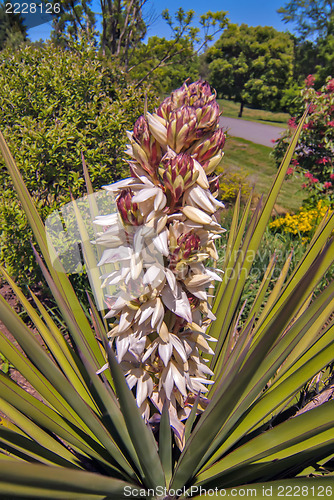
(269, 201, 333, 239)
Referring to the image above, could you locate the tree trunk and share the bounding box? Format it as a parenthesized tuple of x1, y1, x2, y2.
(238, 100, 244, 118)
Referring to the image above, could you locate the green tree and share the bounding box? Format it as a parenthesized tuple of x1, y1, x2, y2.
(0, 0, 27, 50)
(128, 8, 227, 92)
(278, 0, 334, 40)
(206, 24, 294, 117)
(128, 36, 200, 94)
(49, 0, 147, 66)
(278, 0, 334, 86)
(292, 37, 319, 80)
(49, 0, 97, 45)
(100, 0, 147, 63)
(317, 27, 334, 82)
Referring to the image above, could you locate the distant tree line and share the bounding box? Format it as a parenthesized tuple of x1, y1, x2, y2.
(0, 0, 333, 116)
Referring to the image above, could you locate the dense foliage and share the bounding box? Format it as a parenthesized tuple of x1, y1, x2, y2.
(127, 9, 227, 93)
(50, 0, 97, 46)
(278, 0, 334, 40)
(0, 0, 27, 50)
(273, 75, 334, 205)
(217, 169, 251, 203)
(128, 36, 200, 94)
(0, 42, 156, 283)
(206, 24, 294, 116)
(278, 0, 334, 88)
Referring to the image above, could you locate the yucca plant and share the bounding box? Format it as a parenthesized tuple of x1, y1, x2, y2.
(0, 81, 334, 499)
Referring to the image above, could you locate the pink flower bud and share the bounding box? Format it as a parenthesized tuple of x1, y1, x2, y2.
(171, 82, 188, 108)
(132, 116, 161, 176)
(193, 98, 220, 132)
(178, 233, 201, 259)
(208, 175, 220, 197)
(169, 231, 201, 272)
(187, 294, 200, 310)
(305, 74, 315, 88)
(117, 189, 143, 226)
(160, 153, 198, 203)
(167, 107, 198, 153)
(326, 79, 334, 93)
(157, 97, 174, 121)
(187, 80, 213, 100)
(189, 129, 226, 163)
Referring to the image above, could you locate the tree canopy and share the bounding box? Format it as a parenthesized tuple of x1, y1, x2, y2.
(206, 24, 294, 116)
(278, 0, 334, 86)
(278, 0, 334, 40)
(127, 9, 227, 91)
(50, 0, 96, 45)
(0, 0, 27, 50)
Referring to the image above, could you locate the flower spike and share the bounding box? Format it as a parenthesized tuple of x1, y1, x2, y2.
(95, 80, 226, 448)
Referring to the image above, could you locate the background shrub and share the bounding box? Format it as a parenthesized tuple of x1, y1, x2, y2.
(217, 167, 252, 203)
(0, 42, 157, 284)
(272, 75, 334, 206)
(270, 200, 333, 239)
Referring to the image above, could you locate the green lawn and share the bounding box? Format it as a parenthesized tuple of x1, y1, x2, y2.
(217, 99, 290, 127)
(222, 136, 305, 212)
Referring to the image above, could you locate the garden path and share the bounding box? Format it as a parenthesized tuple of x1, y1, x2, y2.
(219, 116, 285, 147)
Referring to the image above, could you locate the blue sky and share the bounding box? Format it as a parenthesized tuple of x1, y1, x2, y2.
(28, 0, 293, 42)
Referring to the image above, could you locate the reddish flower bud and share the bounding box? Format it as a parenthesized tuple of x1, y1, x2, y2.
(288, 117, 297, 128)
(167, 107, 198, 153)
(192, 98, 220, 132)
(132, 116, 162, 176)
(187, 294, 200, 310)
(117, 189, 143, 226)
(170, 82, 188, 108)
(133, 115, 150, 146)
(189, 128, 226, 164)
(305, 74, 315, 88)
(178, 233, 201, 259)
(169, 231, 201, 272)
(156, 96, 174, 121)
(160, 153, 198, 203)
(187, 80, 213, 100)
(208, 175, 220, 197)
